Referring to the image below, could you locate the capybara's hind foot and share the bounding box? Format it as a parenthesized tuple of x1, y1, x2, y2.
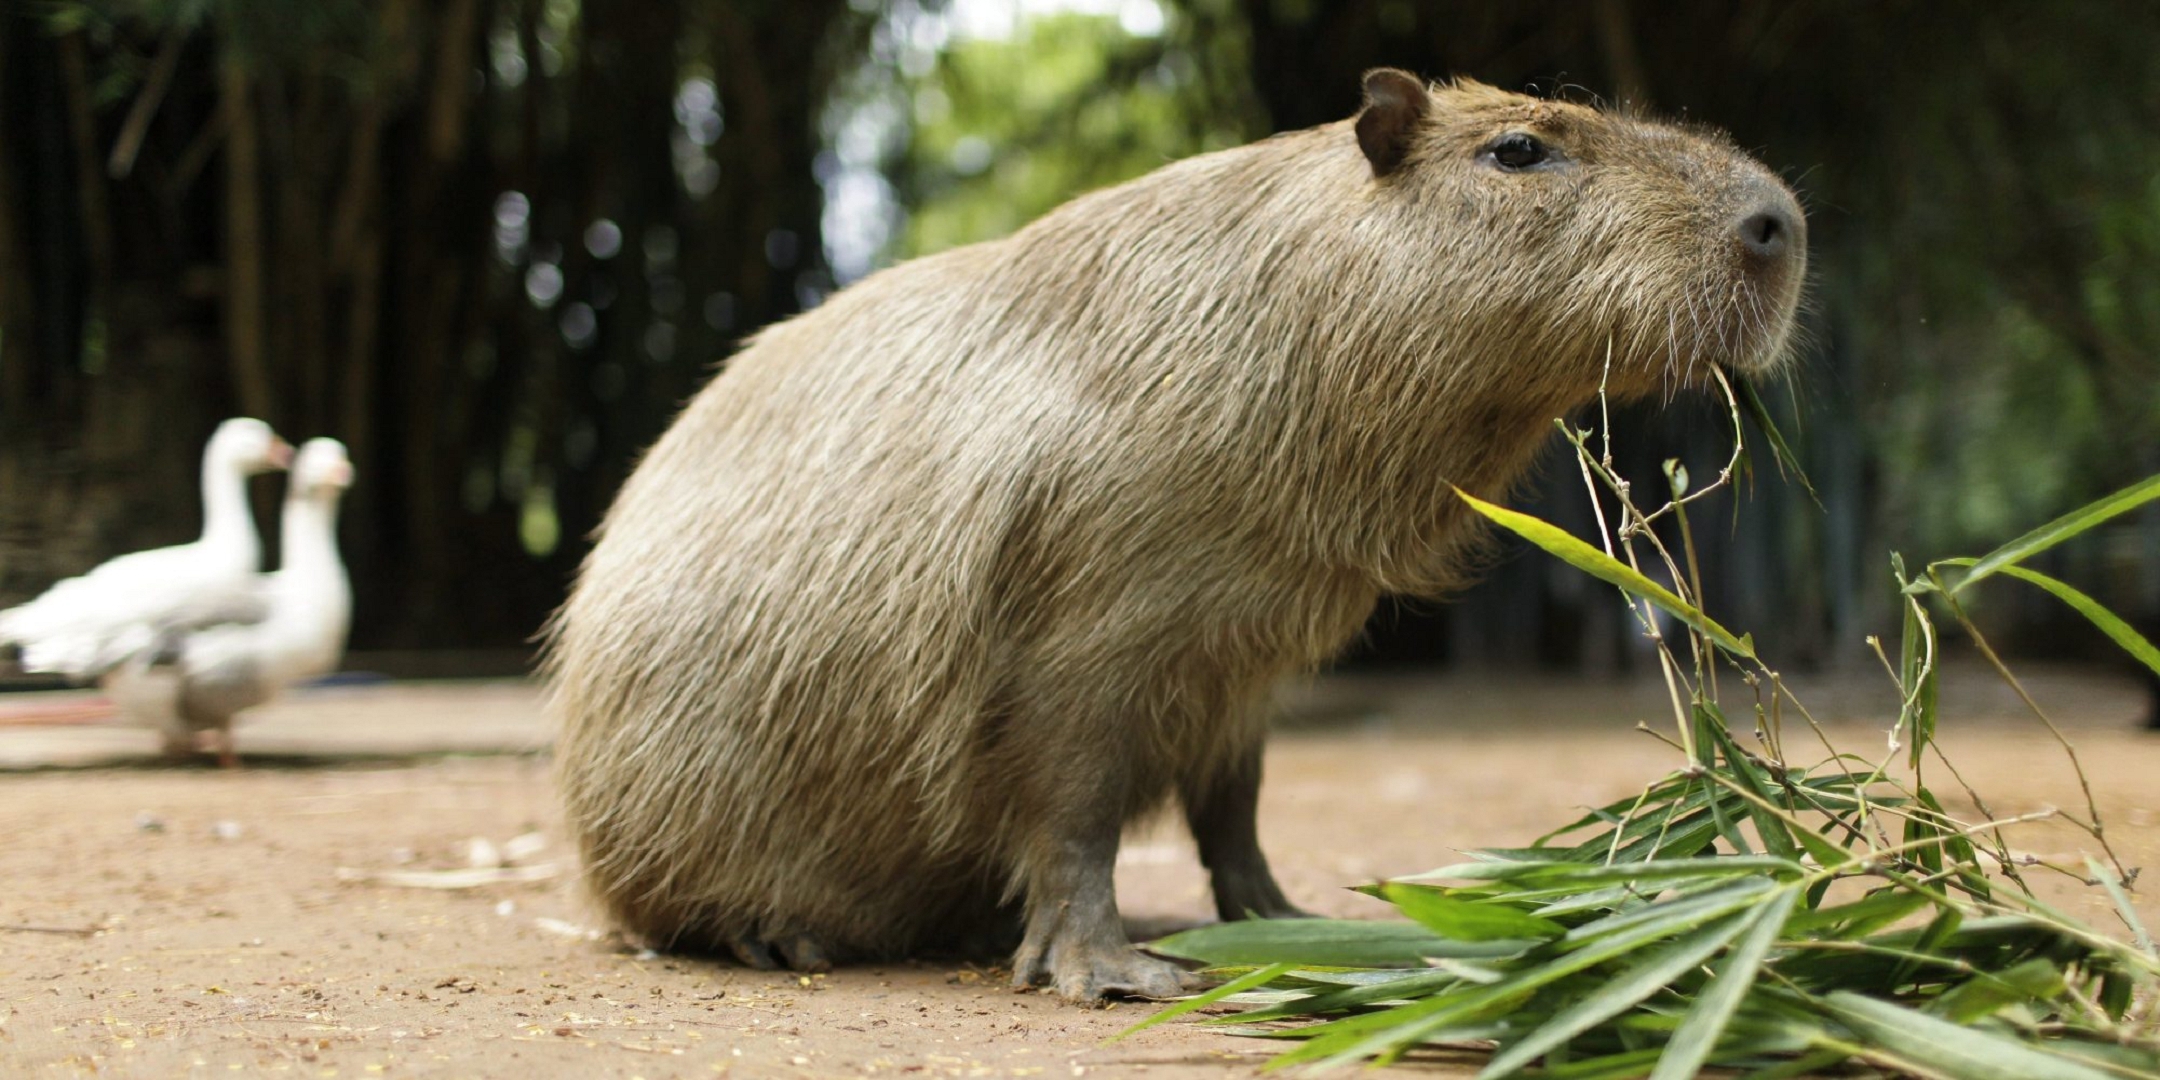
(1012, 936, 1196, 1003)
(727, 930, 833, 974)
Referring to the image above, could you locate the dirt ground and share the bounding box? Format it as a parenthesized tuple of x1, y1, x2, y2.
(2, 666, 2156, 1079)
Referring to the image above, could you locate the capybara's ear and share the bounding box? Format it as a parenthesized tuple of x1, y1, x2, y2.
(1356, 68, 1431, 178)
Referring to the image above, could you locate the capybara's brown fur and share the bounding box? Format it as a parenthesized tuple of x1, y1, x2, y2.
(546, 71, 1806, 1000)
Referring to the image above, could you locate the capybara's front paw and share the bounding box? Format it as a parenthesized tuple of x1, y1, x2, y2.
(1012, 939, 1196, 1003)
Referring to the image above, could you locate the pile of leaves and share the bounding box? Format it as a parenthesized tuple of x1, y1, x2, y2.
(1129, 382, 2160, 1078)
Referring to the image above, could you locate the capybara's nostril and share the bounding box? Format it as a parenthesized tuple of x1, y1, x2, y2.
(1734, 177, 1804, 267)
(1739, 206, 1793, 261)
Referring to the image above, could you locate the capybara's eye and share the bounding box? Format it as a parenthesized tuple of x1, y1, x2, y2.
(1484, 132, 1552, 171)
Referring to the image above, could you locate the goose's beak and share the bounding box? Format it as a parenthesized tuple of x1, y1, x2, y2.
(323, 460, 355, 488)
(267, 438, 295, 470)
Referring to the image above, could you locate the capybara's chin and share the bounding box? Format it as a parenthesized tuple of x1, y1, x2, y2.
(545, 68, 1807, 1002)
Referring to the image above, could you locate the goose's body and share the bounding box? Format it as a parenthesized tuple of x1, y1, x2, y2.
(0, 419, 290, 678)
(104, 439, 354, 766)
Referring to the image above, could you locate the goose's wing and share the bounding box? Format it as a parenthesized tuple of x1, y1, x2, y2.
(1, 545, 263, 679)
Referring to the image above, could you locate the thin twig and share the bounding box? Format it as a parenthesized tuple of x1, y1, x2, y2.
(1928, 573, 2129, 882)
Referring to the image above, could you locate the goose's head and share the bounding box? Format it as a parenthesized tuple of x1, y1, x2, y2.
(290, 438, 355, 501)
(209, 418, 293, 474)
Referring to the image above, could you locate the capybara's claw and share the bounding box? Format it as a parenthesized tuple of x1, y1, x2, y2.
(728, 930, 834, 973)
(776, 932, 833, 974)
(1053, 949, 1195, 1003)
(1012, 937, 1195, 1002)
(726, 934, 781, 971)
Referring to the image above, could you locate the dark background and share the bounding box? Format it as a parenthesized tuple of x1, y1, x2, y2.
(2, 0, 2155, 679)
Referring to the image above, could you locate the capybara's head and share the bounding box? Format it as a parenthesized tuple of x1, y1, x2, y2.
(1354, 69, 1806, 396)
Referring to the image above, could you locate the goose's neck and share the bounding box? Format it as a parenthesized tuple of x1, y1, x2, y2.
(280, 494, 346, 579)
(199, 453, 259, 561)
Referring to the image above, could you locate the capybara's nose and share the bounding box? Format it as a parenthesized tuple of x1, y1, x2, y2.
(1735, 180, 1803, 267)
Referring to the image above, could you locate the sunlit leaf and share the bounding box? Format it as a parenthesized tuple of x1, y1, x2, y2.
(1453, 487, 1756, 659)
(1382, 883, 1567, 943)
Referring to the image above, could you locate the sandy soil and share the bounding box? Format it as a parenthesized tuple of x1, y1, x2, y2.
(1, 667, 2155, 1079)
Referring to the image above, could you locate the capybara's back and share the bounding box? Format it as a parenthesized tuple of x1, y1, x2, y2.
(548, 71, 1806, 1000)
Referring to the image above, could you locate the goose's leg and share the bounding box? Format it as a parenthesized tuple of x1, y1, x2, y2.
(213, 723, 240, 770)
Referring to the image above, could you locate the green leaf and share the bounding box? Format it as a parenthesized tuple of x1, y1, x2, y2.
(1453, 488, 1756, 659)
(1735, 379, 1822, 510)
(1563, 878, 1777, 947)
(1929, 958, 2067, 1024)
(1734, 1048, 1855, 1080)
(1116, 961, 1293, 1038)
(1648, 886, 1799, 1080)
(1698, 708, 1801, 862)
(1784, 888, 1930, 936)
(1224, 967, 1465, 1024)
(1937, 561, 2160, 679)
(1820, 991, 2119, 1080)
(1147, 918, 1525, 967)
(2087, 857, 2156, 960)
(1383, 883, 1568, 943)
(1409, 855, 1804, 890)
(1271, 983, 1525, 1070)
(1890, 909, 1962, 989)
(1898, 594, 1940, 772)
(1527, 1047, 1667, 1079)
(1949, 474, 2160, 595)
(1478, 910, 1755, 1079)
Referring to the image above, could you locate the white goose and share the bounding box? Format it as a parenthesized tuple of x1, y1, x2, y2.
(105, 438, 355, 766)
(0, 418, 291, 678)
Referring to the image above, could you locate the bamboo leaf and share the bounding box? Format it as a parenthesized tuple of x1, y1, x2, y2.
(1453, 487, 1756, 659)
(1736, 378, 1822, 510)
(1949, 474, 2160, 595)
(1221, 968, 1465, 1025)
(1699, 708, 1801, 861)
(1939, 560, 2160, 678)
(1821, 991, 2119, 1080)
(1563, 878, 1777, 946)
(1478, 910, 1755, 1079)
(1929, 958, 2067, 1024)
(1409, 855, 1804, 890)
(2087, 858, 2156, 960)
(1116, 962, 1293, 1038)
(1649, 886, 1799, 1080)
(1530, 1047, 1668, 1079)
(1383, 883, 1568, 942)
(1147, 919, 1526, 967)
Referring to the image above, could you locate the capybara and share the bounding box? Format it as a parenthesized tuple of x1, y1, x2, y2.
(547, 70, 1806, 1001)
